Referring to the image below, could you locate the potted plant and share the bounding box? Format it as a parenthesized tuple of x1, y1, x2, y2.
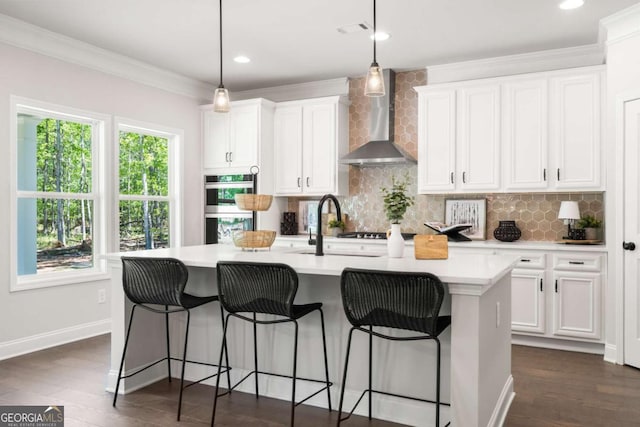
(380, 175, 414, 257)
(577, 215, 602, 240)
(327, 219, 345, 237)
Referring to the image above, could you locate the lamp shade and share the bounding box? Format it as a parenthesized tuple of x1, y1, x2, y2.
(558, 201, 580, 220)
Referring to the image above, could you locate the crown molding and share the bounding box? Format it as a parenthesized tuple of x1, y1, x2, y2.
(600, 3, 640, 46)
(232, 77, 350, 102)
(0, 13, 214, 100)
(426, 44, 605, 84)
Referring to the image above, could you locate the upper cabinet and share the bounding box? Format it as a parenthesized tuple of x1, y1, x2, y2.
(202, 99, 275, 175)
(416, 66, 604, 194)
(273, 96, 349, 196)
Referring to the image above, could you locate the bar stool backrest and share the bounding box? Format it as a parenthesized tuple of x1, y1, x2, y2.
(340, 268, 446, 336)
(216, 261, 298, 317)
(121, 257, 189, 307)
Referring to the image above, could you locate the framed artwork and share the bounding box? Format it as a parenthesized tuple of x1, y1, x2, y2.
(445, 198, 487, 240)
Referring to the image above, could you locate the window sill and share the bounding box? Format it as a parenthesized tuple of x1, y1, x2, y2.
(11, 269, 111, 292)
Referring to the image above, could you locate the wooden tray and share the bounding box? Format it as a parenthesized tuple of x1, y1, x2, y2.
(414, 235, 448, 259)
(557, 239, 603, 245)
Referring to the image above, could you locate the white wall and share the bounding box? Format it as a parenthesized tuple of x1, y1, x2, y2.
(0, 42, 205, 358)
(602, 3, 640, 362)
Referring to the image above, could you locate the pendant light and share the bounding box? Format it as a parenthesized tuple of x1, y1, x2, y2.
(213, 0, 230, 112)
(364, 0, 385, 97)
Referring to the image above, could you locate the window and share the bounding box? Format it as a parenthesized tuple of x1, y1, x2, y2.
(117, 123, 180, 252)
(11, 98, 182, 291)
(11, 99, 108, 290)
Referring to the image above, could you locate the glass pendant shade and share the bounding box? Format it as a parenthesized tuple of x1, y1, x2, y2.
(365, 62, 385, 97)
(213, 86, 230, 113)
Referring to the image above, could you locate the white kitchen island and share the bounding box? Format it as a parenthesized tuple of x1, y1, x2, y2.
(105, 243, 518, 427)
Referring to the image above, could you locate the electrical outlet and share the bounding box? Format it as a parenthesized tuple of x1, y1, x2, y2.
(496, 301, 501, 327)
(98, 288, 106, 304)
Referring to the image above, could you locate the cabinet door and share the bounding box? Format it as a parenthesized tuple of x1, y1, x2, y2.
(274, 106, 303, 195)
(458, 84, 501, 191)
(503, 79, 548, 191)
(511, 269, 546, 334)
(228, 105, 259, 171)
(202, 109, 230, 171)
(550, 72, 601, 189)
(552, 271, 601, 340)
(417, 89, 456, 193)
(303, 103, 336, 195)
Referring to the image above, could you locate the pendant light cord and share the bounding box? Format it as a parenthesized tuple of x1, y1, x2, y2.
(219, 0, 224, 87)
(372, 0, 377, 64)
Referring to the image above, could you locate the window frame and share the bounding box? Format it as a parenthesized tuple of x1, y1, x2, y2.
(113, 118, 183, 254)
(10, 96, 110, 291)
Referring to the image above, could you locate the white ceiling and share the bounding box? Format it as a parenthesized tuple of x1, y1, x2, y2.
(0, 0, 637, 91)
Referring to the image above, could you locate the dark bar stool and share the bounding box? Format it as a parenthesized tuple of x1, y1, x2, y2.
(337, 268, 451, 427)
(211, 261, 332, 427)
(113, 256, 230, 421)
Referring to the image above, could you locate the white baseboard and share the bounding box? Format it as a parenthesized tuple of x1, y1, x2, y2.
(0, 319, 111, 361)
(106, 363, 168, 395)
(511, 335, 605, 355)
(604, 343, 618, 364)
(489, 375, 515, 427)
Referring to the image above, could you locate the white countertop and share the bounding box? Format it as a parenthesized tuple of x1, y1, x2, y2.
(106, 243, 519, 290)
(275, 235, 609, 252)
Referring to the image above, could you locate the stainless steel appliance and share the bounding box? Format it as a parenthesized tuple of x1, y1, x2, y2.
(337, 231, 416, 240)
(204, 174, 255, 244)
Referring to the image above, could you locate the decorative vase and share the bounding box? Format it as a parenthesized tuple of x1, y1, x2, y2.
(584, 227, 599, 240)
(330, 227, 341, 237)
(493, 220, 521, 242)
(386, 223, 405, 258)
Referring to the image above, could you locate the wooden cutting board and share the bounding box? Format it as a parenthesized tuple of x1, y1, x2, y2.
(414, 234, 449, 259)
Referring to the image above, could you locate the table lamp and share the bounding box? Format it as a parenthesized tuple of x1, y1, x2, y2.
(558, 201, 580, 239)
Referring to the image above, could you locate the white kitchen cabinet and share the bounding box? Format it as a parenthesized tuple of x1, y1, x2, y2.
(415, 65, 604, 194)
(202, 99, 275, 174)
(457, 84, 501, 191)
(550, 71, 602, 190)
(417, 89, 456, 192)
(273, 96, 349, 196)
(551, 253, 602, 341)
(502, 78, 548, 191)
(415, 83, 499, 193)
(512, 268, 546, 334)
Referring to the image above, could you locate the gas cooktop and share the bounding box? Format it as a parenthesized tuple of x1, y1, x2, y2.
(337, 232, 416, 240)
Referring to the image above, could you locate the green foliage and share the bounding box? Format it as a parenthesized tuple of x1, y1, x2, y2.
(328, 219, 345, 229)
(577, 215, 602, 229)
(380, 174, 414, 224)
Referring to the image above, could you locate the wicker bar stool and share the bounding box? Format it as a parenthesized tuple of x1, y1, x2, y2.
(113, 257, 230, 421)
(211, 261, 332, 427)
(337, 268, 451, 427)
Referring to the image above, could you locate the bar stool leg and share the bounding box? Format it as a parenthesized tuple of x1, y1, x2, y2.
(319, 309, 332, 411)
(177, 310, 191, 421)
(165, 306, 172, 382)
(113, 305, 137, 407)
(211, 313, 231, 426)
(291, 320, 299, 427)
(435, 337, 441, 427)
(253, 312, 259, 399)
(219, 305, 232, 392)
(368, 325, 373, 420)
(337, 327, 355, 426)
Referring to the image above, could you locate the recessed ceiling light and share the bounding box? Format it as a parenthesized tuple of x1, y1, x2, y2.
(558, 0, 584, 10)
(370, 31, 390, 41)
(233, 56, 250, 63)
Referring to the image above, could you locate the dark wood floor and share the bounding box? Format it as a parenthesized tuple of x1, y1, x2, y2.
(1, 335, 640, 426)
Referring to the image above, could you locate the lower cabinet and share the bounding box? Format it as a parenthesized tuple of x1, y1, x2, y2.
(505, 250, 604, 344)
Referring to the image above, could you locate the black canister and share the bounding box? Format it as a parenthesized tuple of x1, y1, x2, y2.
(493, 220, 522, 242)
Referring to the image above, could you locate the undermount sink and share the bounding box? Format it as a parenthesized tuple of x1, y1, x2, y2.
(291, 248, 384, 257)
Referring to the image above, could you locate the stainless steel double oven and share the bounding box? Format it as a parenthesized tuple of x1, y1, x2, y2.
(204, 174, 255, 244)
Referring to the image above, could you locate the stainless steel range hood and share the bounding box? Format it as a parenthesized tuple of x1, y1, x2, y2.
(340, 69, 416, 166)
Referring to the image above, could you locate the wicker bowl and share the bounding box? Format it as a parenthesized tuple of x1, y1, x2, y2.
(232, 230, 276, 249)
(234, 194, 273, 211)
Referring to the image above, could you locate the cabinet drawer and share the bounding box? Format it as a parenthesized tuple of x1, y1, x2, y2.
(553, 254, 602, 272)
(515, 253, 546, 269)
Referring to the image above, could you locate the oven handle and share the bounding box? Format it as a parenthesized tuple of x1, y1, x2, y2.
(205, 212, 253, 219)
(205, 182, 254, 190)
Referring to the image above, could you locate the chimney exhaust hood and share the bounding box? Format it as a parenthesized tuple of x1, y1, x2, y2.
(340, 69, 416, 166)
